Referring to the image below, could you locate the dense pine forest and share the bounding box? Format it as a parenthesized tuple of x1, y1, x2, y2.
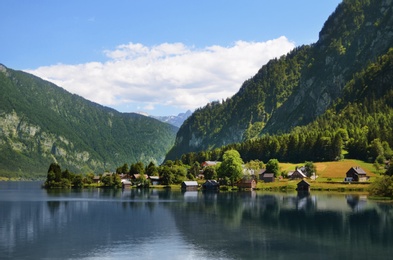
(178, 48, 393, 166)
(166, 0, 393, 164)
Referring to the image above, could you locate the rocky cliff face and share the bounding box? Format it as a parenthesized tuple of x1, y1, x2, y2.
(0, 110, 97, 170)
(0, 66, 177, 176)
(166, 0, 393, 160)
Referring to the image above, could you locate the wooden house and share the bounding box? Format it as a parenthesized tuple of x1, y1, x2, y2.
(202, 180, 220, 190)
(296, 180, 310, 192)
(257, 169, 267, 180)
(237, 178, 256, 190)
(288, 168, 307, 180)
(121, 179, 132, 189)
(346, 167, 369, 182)
(149, 176, 162, 185)
(261, 173, 275, 183)
(92, 176, 100, 183)
(181, 181, 199, 191)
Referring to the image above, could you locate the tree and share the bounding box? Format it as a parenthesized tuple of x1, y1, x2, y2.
(369, 138, 384, 162)
(385, 164, 393, 177)
(101, 174, 113, 187)
(382, 141, 393, 160)
(47, 163, 62, 182)
(116, 163, 129, 174)
(174, 166, 187, 184)
(369, 176, 393, 198)
(73, 174, 84, 188)
(245, 160, 264, 170)
(62, 169, 71, 180)
(130, 162, 145, 175)
(217, 150, 244, 186)
(84, 173, 95, 184)
(203, 166, 217, 180)
(304, 161, 317, 178)
(135, 173, 150, 188)
(160, 166, 174, 185)
(113, 174, 122, 188)
(266, 159, 280, 177)
(146, 162, 158, 176)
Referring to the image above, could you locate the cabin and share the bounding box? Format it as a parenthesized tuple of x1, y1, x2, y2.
(181, 181, 199, 191)
(202, 180, 220, 190)
(257, 169, 267, 180)
(346, 166, 369, 182)
(288, 168, 307, 180)
(296, 180, 310, 192)
(237, 178, 257, 190)
(121, 179, 132, 189)
(149, 176, 162, 185)
(92, 176, 100, 183)
(260, 173, 275, 183)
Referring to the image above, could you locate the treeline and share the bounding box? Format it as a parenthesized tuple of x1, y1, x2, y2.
(166, 45, 311, 160)
(44, 163, 122, 189)
(176, 48, 393, 166)
(44, 160, 198, 189)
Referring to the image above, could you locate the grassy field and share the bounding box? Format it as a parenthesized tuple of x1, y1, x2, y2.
(279, 159, 378, 182)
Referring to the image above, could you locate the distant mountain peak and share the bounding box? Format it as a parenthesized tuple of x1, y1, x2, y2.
(137, 110, 192, 128)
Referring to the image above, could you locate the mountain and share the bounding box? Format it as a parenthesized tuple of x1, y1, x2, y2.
(152, 110, 192, 127)
(166, 0, 393, 161)
(0, 65, 178, 177)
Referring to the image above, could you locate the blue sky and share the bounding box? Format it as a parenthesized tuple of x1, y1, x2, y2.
(1, 0, 342, 116)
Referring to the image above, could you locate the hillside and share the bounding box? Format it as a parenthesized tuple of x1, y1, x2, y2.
(0, 65, 177, 177)
(166, 0, 393, 161)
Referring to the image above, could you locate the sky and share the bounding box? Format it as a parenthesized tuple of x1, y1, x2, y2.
(1, 0, 342, 116)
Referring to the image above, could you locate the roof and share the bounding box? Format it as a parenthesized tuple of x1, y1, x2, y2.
(263, 173, 275, 178)
(203, 180, 219, 186)
(121, 179, 132, 185)
(297, 180, 310, 186)
(202, 161, 220, 167)
(182, 181, 198, 186)
(351, 166, 367, 175)
(293, 169, 307, 178)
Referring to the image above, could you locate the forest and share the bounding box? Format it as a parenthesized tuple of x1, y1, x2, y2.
(178, 49, 393, 168)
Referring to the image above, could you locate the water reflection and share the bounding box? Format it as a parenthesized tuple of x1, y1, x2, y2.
(0, 182, 392, 259)
(169, 191, 393, 259)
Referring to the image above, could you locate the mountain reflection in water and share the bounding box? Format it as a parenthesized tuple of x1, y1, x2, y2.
(0, 182, 392, 259)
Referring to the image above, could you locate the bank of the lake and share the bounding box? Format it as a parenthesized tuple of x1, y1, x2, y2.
(1, 181, 393, 259)
(255, 179, 371, 192)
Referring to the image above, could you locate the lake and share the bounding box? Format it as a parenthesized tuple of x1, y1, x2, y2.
(1, 181, 392, 259)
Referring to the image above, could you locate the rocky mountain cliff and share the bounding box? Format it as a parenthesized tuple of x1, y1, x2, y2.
(0, 65, 177, 177)
(166, 0, 393, 160)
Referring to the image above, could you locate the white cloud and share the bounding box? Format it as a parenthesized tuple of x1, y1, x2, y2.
(27, 36, 295, 115)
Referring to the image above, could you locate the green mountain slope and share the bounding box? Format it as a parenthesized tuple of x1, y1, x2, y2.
(0, 65, 177, 177)
(166, 0, 393, 161)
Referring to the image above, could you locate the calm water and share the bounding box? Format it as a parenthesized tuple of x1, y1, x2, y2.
(1, 182, 392, 259)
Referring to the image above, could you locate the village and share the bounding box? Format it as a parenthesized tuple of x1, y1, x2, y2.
(91, 160, 371, 193)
